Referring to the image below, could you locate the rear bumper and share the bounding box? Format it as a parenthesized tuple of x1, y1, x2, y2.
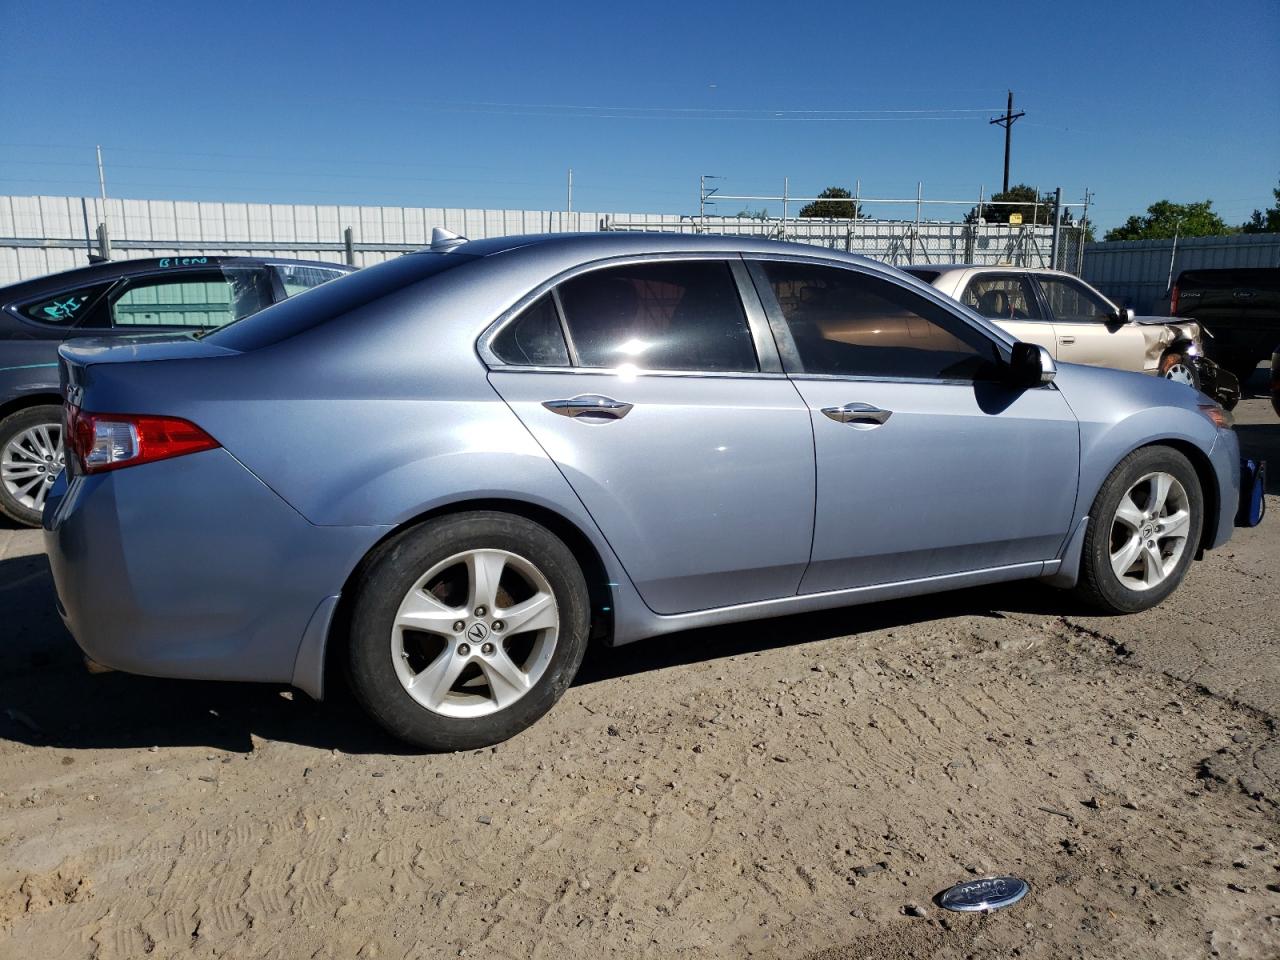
(43, 449, 386, 687)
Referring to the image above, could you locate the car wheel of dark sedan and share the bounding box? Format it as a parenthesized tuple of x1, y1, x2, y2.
(0, 404, 65, 527)
(347, 511, 591, 751)
(1072, 446, 1203, 614)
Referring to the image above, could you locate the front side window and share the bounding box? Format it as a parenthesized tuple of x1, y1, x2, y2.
(110, 269, 272, 328)
(556, 261, 758, 372)
(16, 284, 108, 326)
(274, 264, 349, 298)
(491, 293, 570, 366)
(759, 261, 999, 381)
(962, 274, 1044, 321)
(1036, 276, 1112, 323)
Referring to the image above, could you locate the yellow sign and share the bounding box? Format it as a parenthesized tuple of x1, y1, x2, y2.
(1009, 212, 1023, 225)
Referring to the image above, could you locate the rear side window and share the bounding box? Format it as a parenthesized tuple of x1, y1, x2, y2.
(109, 269, 272, 328)
(759, 262, 999, 381)
(207, 253, 475, 350)
(274, 264, 349, 298)
(491, 294, 570, 366)
(16, 284, 108, 325)
(962, 275, 1044, 321)
(556, 261, 757, 372)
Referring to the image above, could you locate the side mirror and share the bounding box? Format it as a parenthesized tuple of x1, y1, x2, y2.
(1108, 307, 1135, 324)
(1007, 342, 1056, 388)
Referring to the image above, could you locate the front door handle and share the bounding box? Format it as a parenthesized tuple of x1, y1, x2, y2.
(821, 402, 892, 426)
(542, 394, 634, 421)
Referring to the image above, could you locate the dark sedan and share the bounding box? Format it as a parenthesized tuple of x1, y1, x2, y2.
(0, 256, 350, 524)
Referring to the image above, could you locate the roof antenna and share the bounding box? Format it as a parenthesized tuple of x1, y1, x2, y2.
(429, 227, 468, 252)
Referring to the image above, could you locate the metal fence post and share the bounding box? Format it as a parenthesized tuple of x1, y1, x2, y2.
(95, 222, 111, 261)
(344, 227, 355, 266)
(1050, 187, 1062, 270)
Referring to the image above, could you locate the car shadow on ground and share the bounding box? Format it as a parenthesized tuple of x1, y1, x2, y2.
(0, 549, 1091, 757)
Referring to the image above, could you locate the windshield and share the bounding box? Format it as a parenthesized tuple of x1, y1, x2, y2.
(205, 253, 476, 350)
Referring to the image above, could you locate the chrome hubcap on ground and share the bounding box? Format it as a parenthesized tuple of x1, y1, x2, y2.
(1163, 362, 1195, 386)
(1, 423, 64, 512)
(1109, 471, 1190, 591)
(390, 549, 559, 718)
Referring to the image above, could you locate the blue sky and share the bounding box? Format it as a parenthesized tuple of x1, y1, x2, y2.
(2, 0, 1277, 230)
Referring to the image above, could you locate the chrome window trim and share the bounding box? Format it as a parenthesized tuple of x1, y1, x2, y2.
(487, 364, 791, 381)
(477, 251, 774, 374)
(788, 371, 1058, 390)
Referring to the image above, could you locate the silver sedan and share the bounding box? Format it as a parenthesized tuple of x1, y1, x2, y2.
(44, 232, 1243, 749)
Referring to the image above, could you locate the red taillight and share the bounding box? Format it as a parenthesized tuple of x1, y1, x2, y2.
(65, 405, 219, 474)
(1170, 283, 1180, 315)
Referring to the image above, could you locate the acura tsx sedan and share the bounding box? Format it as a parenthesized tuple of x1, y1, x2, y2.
(44, 232, 1242, 750)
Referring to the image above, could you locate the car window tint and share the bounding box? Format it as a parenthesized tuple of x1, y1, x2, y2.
(16, 285, 107, 325)
(1037, 276, 1112, 322)
(760, 262, 999, 381)
(274, 264, 349, 298)
(557, 261, 758, 372)
(110, 269, 272, 328)
(962, 275, 1044, 321)
(491, 294, 570, 366)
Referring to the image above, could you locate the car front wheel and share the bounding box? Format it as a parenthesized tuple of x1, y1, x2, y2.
(1070, 446, 1203, 614)
(0, 404, 65, 527)
(1159, 351, 1200, 391)
(347, 511, 591, 750)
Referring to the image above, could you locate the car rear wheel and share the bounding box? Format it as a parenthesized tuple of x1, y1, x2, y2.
(0, 405, 65, 527)
(347, 511, 590, 750)
(1159, 351, 1200, 391)
(1070, 446, 1203, 614)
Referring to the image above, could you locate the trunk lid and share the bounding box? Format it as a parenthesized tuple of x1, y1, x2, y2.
(58, 333, 240, 409)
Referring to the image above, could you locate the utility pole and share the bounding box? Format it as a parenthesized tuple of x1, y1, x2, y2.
(989, 91, 1024, 194)
(566, 168, 573, 216)
(95, 145, 111, 260)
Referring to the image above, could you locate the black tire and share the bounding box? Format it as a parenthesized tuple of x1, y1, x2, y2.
(347, 511, 590, 751)
(1071, 446, 1203, 614)
(0, 404, 64, 527)
(1158, 351, 1200, 391)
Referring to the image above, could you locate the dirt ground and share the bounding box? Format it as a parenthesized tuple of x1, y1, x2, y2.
(1, 386, 1277, 960)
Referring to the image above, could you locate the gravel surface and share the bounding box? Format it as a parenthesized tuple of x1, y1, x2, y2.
(1, 390, 1276, 960)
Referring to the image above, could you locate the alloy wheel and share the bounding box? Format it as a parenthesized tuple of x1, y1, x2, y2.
(390, 549, 559, 718)
(1109, 471, 1191, 591)
(1, 422, 64, 514)
(1162, 362, 1195, 386)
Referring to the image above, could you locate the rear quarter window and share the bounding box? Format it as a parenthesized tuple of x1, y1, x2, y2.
(206, 254, 475, 351)
(15, 284, 109, 326)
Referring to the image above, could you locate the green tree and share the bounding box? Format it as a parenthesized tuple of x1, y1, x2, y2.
(734, 207, 771, 219)
(965, 184, 1059, 225)
(798, 186, 862, 219)
(1241, 177, 1280, 233)
(1103, 199, 1234, 241)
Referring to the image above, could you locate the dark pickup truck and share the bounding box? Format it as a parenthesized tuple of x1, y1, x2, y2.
(1171, 267, 1280, 386)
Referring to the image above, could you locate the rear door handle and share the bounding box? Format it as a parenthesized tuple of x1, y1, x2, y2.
(1058, 336, 1076, 344)
(821, 402, 892, 426)
(542, 394, 634, 421)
